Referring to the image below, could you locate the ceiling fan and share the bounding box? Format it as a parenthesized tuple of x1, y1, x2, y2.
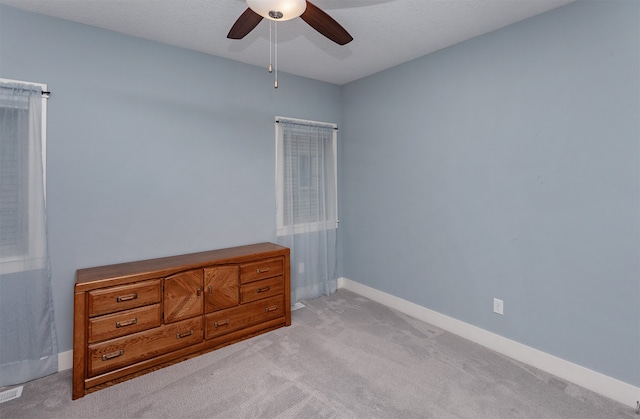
(227, 0, 353, 45)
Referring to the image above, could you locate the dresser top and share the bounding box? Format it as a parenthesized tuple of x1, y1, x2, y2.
(75, 242, 289, 291)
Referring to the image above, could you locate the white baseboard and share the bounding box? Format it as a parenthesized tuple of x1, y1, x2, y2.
(337, 277, 640, 408)
(58, 350, 73, 372)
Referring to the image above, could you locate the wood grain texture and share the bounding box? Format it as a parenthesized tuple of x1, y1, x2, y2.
(163, 269, 203, 323)
(75, 243, 288, 290)
(72, 291, 87, 400)
(300, 1, 353, 45)
(283, 253, 291, 326)
(240, 276, 284, 304)
(227, 7, 263, 39)
(204, 295, 284, 340)
(88, 304, 162, 343)
(204, 265, 239, 313)
(87, 317, 203, 377)
(239, 257, 284, 284)
(87, 280, 161, 317)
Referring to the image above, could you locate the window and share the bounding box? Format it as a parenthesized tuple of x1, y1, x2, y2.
(0, 79, 48, 274)
(0, 104, 28, 255)
(275, 117, 338, 236)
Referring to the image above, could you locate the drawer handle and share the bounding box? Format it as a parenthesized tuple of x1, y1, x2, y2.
(116, 293, 137, 303)
(176, 329, 194, 339)
(101, 349, 124, 361)
(256, 267, 270, 274)
(265, 305, 279, 313)
(256, 286, 271, 293)
(115, 318, 138, 328)
(214, 319, 230, 328)
(207, 286, 212, 296)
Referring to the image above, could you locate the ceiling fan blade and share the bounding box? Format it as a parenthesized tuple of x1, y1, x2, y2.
(227, 7, 263, 40)
(300, 1, 353, 45)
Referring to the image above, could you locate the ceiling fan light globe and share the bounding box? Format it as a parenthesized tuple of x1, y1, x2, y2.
(246, 0, 307, 21)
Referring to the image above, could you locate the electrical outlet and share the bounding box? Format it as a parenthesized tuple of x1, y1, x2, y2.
(298, 262, 305, 274)
(493, 298, 504, 315)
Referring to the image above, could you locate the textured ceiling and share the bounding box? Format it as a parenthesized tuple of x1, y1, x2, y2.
(0, 0, 575, 85)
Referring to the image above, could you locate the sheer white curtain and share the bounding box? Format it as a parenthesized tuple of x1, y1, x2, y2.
(275, 118, 338, 303)
(0, 81, 57, 385)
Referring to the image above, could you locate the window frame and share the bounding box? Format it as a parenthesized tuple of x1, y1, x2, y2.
(0, 78, 48, 274)
(275, 116, 338, 237)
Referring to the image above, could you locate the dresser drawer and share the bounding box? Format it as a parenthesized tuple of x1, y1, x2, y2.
(205, 295, 284, 340)
(240, 276, 284, 304)
(87, 316, 203, 377)
(88, 279, 162, 317)
(88, 304, 162, 344)
(240, 258, 283, 284)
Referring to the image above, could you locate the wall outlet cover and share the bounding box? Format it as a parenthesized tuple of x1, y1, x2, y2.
(493, 298, 504, 315)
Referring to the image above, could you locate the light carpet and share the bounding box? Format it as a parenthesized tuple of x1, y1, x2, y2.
(0, 289, 635, 418)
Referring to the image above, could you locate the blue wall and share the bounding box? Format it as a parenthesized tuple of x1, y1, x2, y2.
(0, 6, 342, 354)
(341, 0, 639, 386)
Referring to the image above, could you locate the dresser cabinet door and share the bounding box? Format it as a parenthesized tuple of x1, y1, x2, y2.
(204, 265, 239, 313)
(164, 269, 203, 323)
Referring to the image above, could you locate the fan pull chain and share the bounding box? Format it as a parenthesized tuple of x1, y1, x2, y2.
(274, 21, 278, 88)
(268, 20, 273, 73)
(268, 20, 278, 88)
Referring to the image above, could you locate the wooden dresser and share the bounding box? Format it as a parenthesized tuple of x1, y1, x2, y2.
(72, 242, 290, 399)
